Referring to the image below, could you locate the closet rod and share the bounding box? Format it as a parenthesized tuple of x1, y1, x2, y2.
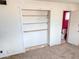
(24, 29, 48, 33)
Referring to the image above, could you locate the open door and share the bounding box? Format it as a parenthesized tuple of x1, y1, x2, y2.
(61, 11, 71, 43)
(68, 11, 79, 46)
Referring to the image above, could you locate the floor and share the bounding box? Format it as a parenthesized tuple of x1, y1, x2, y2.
(61, 39, 66, 43)
(1, 43, 79, 59)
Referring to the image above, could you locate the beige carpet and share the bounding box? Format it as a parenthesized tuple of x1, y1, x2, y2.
(1, 43, 79, 59)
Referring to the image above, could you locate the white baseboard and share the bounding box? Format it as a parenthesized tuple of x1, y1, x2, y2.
(25, 44, 48, 51)
(0, 49, 25, 58)
(0, 44, 48, 58)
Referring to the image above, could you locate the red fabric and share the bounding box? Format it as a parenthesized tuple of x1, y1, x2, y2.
(63, 20, 68, 29)
(62, 11, 69, 29)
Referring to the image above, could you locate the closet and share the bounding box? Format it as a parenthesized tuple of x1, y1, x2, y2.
(21, 9, 49, 48)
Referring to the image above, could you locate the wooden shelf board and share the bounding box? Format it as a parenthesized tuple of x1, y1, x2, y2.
(23, 22, 48, 25)
(24, 29, 48, 33)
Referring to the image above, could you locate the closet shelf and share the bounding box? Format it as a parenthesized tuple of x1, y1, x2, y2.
(23, 29, 48, 33)
(22, 15, 48, 17)
(23, 22, 48, 25)
(22, 9, 49, 11)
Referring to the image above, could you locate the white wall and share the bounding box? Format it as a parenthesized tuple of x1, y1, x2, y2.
(0, 0, 24, 58)
(0, 0, 79, 58)
(21, 0, 78, 46)
(68, 11, 79, 45)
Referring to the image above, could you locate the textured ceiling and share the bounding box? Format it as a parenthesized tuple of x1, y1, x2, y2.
(37, 0, 79, 3)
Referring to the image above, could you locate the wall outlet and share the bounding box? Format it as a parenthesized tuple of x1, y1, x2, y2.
(0, 51, 3, 53)
(0, 50, 7, 55)
(0, 50, 7, 58)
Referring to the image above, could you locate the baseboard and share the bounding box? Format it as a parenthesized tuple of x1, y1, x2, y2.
(25, 44, 48, 51)
(0, 49, 25, 58)
(0, 44, 48, 58)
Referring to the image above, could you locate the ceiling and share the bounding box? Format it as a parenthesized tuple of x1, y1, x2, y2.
(37, 0, 79, 3)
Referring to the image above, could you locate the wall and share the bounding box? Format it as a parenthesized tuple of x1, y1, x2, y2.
(68, 11, 79, 45)
(0, 0, 79, 58)
(21, 0, 78, 46)
(0, 0, 24, 58)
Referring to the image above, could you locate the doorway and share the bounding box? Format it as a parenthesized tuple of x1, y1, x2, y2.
(21, 9, 50, 48)
(61, 11, 71, 43)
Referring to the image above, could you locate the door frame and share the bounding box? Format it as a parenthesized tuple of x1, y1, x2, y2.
(61, 10, 71, 43)
(21, 9, 51, 48)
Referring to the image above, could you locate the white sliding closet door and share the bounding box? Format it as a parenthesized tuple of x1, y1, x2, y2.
(68, 11, 79, 45)
(22, 9, 49, 48)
